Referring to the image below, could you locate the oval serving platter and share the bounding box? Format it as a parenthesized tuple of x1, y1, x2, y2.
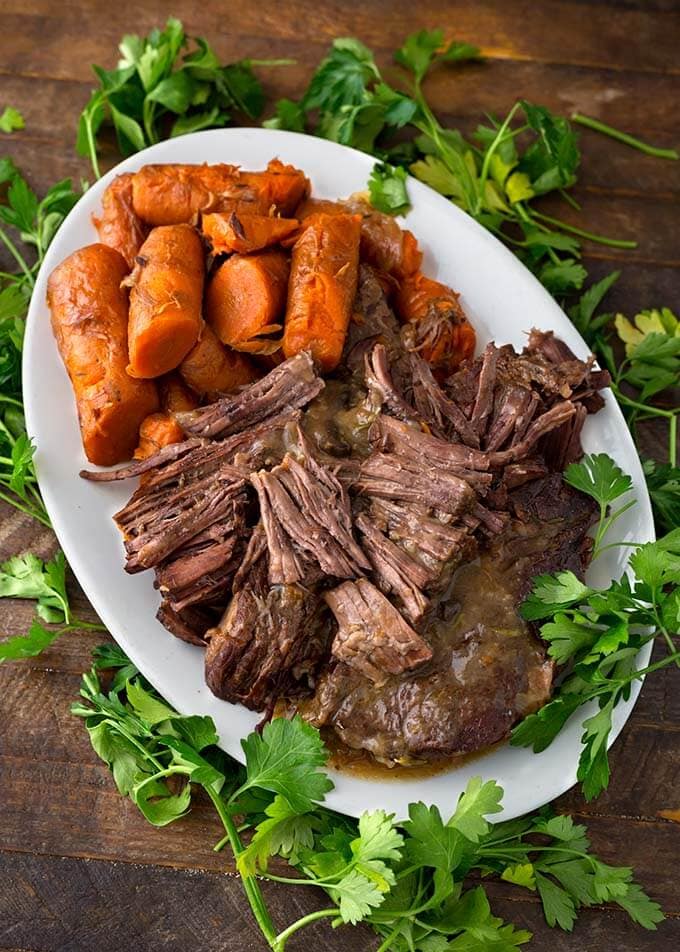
(23, 127, 655, 820)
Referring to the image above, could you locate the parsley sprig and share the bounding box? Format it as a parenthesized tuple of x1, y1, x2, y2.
(266, 30, 640, 298)
(0, 158, 80, 526)
(78, 17, 291, 178)
(513, 454, 680, 800)
(73, 647, 663, 950)
(0, 551, 106, 661)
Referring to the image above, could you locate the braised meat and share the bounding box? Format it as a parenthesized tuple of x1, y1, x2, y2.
(176, 351, 324, 438)
(205, 574, 331, 709)
(85, 267, 611, 766)
(298, 477, 596, 763)
(251, 449, 370, 585)
(325, 578, 432, 684)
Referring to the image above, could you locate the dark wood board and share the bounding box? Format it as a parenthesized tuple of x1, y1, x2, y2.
(0, 1, 678, 949)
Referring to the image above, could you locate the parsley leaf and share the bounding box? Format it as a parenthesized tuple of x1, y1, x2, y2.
(643, 459, 680, 534)
(520, 571, 591, 621)
(238, 715, 334, 812)
(0, 550, 69, 622)
(564, 453, 635, 556)
(0, 107, 25, 134)
(0, 618, 65, 660)
(395, 29, 480, 84)
(368, 162, 410, 215)
(450, 777, 504, 842)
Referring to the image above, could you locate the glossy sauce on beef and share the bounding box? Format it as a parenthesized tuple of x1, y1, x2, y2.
(299, 549, 552, 769)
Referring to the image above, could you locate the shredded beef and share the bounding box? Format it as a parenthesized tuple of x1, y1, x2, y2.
(177, 351, 324, 438)
(326, 578, 432, 684)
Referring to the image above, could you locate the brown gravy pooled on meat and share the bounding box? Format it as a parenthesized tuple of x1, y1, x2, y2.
(321, 555, 534, 777)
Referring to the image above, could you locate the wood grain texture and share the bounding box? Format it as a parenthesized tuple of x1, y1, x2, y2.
(0, 0, 678, 949)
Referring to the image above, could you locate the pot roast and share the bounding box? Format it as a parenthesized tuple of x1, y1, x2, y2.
(82, 265, 607, 767)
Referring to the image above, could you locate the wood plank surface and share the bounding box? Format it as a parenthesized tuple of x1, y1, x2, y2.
(0, 0, 678, 949)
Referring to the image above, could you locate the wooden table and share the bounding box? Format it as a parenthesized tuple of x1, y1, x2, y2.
(1, 1, 678, 949)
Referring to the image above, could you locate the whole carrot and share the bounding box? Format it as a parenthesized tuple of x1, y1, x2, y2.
(47, 244, 159, 466)
(132, 160, 309, 225)
(179, 324, 259, 397)
(127, 224, 205, 378)
(283, 212, 361, 372)
(297, 196, 422, 280)
(202, 212, 299, 255)
(92, 173, 148, 269)
(205, 249, 289, 354)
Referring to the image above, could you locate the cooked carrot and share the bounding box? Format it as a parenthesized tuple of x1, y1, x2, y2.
(127, 224, 205, 379)
(359, 212, 422, 280)
(92, 173, 148, 269)
(297, 196, 421, 280)
(134, 413, 186, 460)
(159, 373, 199, 413)
(239, 159, 310, 216)
(179, 324, 259, 397)
(202, 212, 299, 255)
(205, 249, 289, 353)
(295, 197, 344, 219)
(47, 244, 159, 466)
(395, 272, 476, 373)
(283, 213, 361, 372)
(132, 163, 245, 225)
(132, 160, 309, 226)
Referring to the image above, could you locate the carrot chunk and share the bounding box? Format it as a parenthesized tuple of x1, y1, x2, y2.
(206, 249, 289, 354)
(179, 324, 259, 397)
(127, 224, 205, 379)
(159, 373, 199, 413)
(134, 413, 186, 459)
(202, 212, 300, 255)
(47, 243, 159, 466)
(92, 173, 148, 269)
(395, 272, 476, 373)
(297, 196, 421, 280)
(283, 213, 361, 372)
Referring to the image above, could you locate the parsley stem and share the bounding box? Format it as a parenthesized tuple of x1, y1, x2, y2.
(669, 413, 677, 469)
(273, 909, 338, 950)
(532, 211, 637, 249)
(375, 922, 406, 952)
(571, 113, 679, 161)
(622, 650, 680, 684)
(206, 786, 278, 948)
(0, 489, 52, 527)
(613, 388, 676, 419)
(0, 227, 34, 286)
(70, 617, 108, 632)
(477, 101, 522, 213)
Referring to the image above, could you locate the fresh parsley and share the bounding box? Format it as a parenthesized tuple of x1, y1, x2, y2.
(368, 162, 410, 214)
(73, 648, 663, 950)
(563, 453, 635, 557)
(268, 30, 638, 300)
(77, 17, 291, 178)
(513, 454, 680, 799)
(0, 550, 105, 661)
(0, 161, 79, 526)
(0, 107, 24, 134)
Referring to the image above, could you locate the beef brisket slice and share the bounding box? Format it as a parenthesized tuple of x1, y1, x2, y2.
(204, 583, 330, 710)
